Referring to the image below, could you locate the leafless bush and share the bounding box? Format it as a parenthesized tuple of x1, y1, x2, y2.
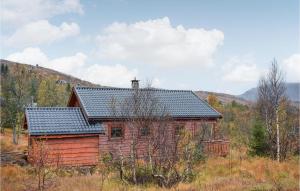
(30, 138, 61, 191)
(109, 82, 206, 187)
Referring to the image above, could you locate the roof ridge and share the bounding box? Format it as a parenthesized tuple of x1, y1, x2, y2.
(26, 107, 81, 110)
(75, 86, 192, 93)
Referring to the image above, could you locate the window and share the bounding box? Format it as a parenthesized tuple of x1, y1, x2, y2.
(175, 124, 184, 135)
(111, 127, 123, 138)
(140, 126, 150, 136)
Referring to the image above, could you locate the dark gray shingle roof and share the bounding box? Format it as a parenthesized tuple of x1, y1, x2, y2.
(25, 107, 104, 135)
(74, 87, 222, 119)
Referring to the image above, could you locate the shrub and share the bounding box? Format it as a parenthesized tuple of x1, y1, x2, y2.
(193, 143, 206, 164)
(248, 120, 269, 157)
(135, 164, 153, 184)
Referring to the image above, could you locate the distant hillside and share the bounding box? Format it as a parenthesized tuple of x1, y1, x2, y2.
(195, 90, 251, 105)
(0, 59, 99, 87)
(239, 83, 300, 102)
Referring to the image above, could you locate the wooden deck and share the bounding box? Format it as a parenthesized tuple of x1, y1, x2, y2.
(202, 139, 230, 157)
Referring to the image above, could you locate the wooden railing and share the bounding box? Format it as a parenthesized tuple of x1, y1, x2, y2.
(202, 139, 230, 157)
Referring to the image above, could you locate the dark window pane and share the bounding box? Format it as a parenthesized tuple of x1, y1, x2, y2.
(175, 124, 184, 135)
(111, 127, 123, 137)
(141, 126, 150, 136)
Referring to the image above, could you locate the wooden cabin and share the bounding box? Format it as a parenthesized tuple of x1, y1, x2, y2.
(24, 79, 229, 166)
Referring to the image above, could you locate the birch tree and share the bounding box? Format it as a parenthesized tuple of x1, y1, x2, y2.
(257, 59, 286, 162)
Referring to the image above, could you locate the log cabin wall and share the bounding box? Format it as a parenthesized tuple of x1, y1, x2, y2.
(28, 134, 100, 166)
(27, 119, 228, 167)
(98, 119, 221, 158)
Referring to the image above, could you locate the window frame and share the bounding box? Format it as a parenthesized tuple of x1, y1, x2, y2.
(140, 126, 150, 137)
(174, 122, 185, 136)
(111, 127, 123, 138)
(109, 123, 124, 139)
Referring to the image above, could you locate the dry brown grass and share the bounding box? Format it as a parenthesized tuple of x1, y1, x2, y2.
(191, 156, 299, 191)
(0, 165, 28, 191)
(46, 156, 300, 191)
(1, 130, 299, 191)
(1, 156, 299, 191)
(55, 176, 105, 191)
(0, 128, 28, 152)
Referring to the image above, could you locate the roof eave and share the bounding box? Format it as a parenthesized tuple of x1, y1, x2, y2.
(191, 91, 223, 117)
(87, 115, 222, 121)
(29, 131, 105, 136)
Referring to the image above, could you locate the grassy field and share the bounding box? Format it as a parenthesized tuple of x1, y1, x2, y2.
(1, 129, 299, 191)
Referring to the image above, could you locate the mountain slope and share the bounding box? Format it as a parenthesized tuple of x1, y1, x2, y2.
(0, 59, 99, 87)
(195, 91, 251, 105)
(1, 59, 253, 106)
(239, 83, 300, 102)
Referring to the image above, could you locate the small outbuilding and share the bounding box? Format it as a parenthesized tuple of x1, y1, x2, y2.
(24, 107, 104, 166)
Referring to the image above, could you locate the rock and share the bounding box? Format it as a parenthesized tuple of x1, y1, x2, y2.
(78, 167, 92, 176)
(16, 159, 28, 166)
(1, 151, 28, 166)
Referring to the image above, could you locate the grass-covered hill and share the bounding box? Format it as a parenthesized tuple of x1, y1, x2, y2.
(195, 90, 251, 106)
(0, 59, 98, 88)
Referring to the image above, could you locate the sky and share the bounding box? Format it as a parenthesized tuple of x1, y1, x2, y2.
(1, 0, 299, 95)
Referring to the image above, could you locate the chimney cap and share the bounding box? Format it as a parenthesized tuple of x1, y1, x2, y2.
(131, 77, 139, 82)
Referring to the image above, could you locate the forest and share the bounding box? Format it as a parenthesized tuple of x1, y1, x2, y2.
(1, 63, 71, 144)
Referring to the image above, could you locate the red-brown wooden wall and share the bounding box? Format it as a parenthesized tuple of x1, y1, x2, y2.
(98, 120, 226, 158)
(29, 135, 99, 166)
(28, 120, 229, 167)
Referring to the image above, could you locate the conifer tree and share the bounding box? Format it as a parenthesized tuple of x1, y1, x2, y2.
(249, 120, 268, 157)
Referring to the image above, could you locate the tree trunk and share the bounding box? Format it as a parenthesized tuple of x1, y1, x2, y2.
(148, 140, 153, 174)
(17, 125, 20, 144)
(118, 148, 125, 181)
(13, 126, 18, 144)
(131, 137, 137, 184)
(276, 109, 280, 162)
(38, 167, 41, 191)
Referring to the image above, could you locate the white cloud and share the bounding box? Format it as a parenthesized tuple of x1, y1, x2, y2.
(80, 64, 138, 87)
(222, 56, 263, 83)
(5, 20, 80, 47)
(151, 78, 161, 87)
(6, 47, 48, 65)
(1, 0, 83, 26)
(6, 47, 139, 87)
(96, 17, 224, 67)
(282, 54, 300, 82)
(48, 53, 87, 75)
